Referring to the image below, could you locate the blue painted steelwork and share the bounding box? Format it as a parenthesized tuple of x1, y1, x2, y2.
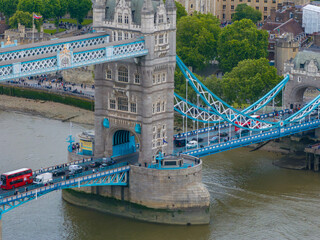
(112, 130, 136, 157)
(0, 39, 148, 82)
(183, 119, 320, 157)
(176, 56, 279, 131)
(0, 34, 109, 62)
(0, 163, 130, 216)
(135, 124, 141, 134)
(174, 75, 290, 123)
(66, 135, 75, 153)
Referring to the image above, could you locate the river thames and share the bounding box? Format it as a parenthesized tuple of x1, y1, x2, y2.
(1, 111, 320, 240)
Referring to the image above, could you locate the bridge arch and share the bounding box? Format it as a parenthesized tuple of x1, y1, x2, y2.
(285, 83, 319, 110)
(109, 128, 140, 158)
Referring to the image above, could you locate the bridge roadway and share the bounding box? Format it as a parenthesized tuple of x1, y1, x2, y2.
(174, 109, 319, 156)
(0, 153, 138, 207)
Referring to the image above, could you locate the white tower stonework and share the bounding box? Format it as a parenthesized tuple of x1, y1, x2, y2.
(92, 0, 176, 164)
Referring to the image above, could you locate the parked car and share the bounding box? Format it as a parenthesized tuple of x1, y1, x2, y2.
(210, 136, 219, 143)
(186, 140, 198, 149)
(52, 169, 65, 177)
(219, 132, 228, 137)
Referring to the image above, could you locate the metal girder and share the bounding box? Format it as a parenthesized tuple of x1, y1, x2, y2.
(0, 165, 130, 215)
(174, 75, 290, 123)
(176, 56, 277, 131)
(183, 119, 320, 157)
(0, 39, 148, 82)
(0, 33, 109, 62)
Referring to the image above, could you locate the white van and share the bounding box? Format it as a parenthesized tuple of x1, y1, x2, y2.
(34, 172, 53, 185)
(68, 165, 83, 174)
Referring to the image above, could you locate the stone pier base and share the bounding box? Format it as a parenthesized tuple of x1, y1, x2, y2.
(63, 156, 210, 225)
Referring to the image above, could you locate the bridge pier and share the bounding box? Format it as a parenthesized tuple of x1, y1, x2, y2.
(0, 218, 2, 240)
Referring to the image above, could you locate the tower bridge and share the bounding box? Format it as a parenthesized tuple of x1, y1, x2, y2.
(1, 0, 320, 235)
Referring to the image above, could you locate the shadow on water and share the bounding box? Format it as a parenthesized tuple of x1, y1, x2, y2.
(61, 200, 211, 240)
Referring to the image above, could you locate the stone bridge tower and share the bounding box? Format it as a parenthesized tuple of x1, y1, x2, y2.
(92, 0, 176, 164)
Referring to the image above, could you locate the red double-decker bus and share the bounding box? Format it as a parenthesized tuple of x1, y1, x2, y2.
(1, 168, 33, 190)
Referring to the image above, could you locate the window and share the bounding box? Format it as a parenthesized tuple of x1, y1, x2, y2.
(157, 102, 161, 112)
(190, 4, 193, 8)
(153, 75, 156, 84)
(159, 34, 164, 44)
(124, 15, 129, 24)
(134, 74, 140, 84)
(157, 74, 161, 83)
(154, 35, 157, 45)
(300, 63, 305, 69)
(231, 5, 234, 10)
(272, 0, 275, 3)
(118, 32, 122, 41)
(256, 6, 259, 10)
(298, 76, 301, 82)
(264, 0, 267, 2)
(118, 66, 128, 82)
(118, 14, 122, 23)
(124, 32, 129, 40)
(152, 104, 155, 113)
(130, 103, 137, 113)
(157, 129, 161, 138)
(256, 0, 259, 2)
(110, 99, 116, 109)
(264, 15, 267, 20)
(223, 5, 226, 9)
(162, 101, 165, 111)
(248, 0, 251, 2)
(223, 13, 225, 18)
(159, 15, 163, 23)
(264, 7, 267, 11)
(112, 31, 116, 41)
(118, 97, 128, 111)
(106, 69, 112, 80)
(162, 73, 166, 82)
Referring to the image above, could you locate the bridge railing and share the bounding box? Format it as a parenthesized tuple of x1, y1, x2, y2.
(0, 163, 130, 204)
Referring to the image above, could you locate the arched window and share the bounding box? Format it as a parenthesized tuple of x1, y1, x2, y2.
(118, 66, 128, 82)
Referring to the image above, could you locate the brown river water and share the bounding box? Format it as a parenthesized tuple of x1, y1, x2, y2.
(1, 111, 320, 240)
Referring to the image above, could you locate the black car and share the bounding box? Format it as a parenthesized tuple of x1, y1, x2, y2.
(52, 169, 65, 177)
(89, 161, 101, 168)
(219, 132, 228, 137)
(192, 137, 204, 142)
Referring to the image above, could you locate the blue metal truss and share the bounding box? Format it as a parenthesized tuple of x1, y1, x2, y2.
(0, 38, 148, 82)
(183, 119, 320, 157)
(174, 75, 290, 124)
(0, 164, 130, 216)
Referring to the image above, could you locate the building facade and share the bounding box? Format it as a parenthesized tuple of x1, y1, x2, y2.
(92, 0, 176, 164)
(177, 0, 310, 22)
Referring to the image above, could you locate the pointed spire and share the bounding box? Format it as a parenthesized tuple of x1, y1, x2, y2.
(142, 0, 154, 14)
(165, 0, 176, 10)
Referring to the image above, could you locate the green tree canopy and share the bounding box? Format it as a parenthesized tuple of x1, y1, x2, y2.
(68, 0, 91, 26)
(221, 58, 281, 105)
(42, 0, 61, 19)
(177, 12, 221, 70)
(0, 0, 19, 22)
(17, 0, 43, 15)
(175, 1, 187, 21)
(217, 19, 268, 73)
(9, 10, 42, 29)
(232, 4, 262, 23)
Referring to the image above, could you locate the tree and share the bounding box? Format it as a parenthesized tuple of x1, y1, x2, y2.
(232, 4, 262, 24)
(175, 1, 187, 21)
(221, 58, 281, 105)
(42, 0, 61, 19)
(9, 10, 43, 29)
(0, 0, 19, 23)
(68, 0, 91, 26)
(217, 19, 268, 73)
(17, 0, 43, 15)
(177, 13, 221, 70)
